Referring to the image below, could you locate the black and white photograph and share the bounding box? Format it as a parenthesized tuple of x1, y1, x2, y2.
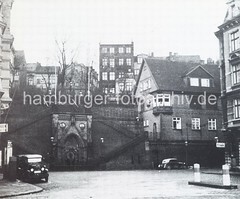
(1, 0, 240, 198)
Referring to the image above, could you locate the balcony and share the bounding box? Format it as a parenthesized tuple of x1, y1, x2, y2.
(153, 106, 173, 115)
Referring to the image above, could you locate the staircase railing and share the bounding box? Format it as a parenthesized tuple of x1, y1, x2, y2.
(91, 133, 146, 168)
(93, 113, 137, 139)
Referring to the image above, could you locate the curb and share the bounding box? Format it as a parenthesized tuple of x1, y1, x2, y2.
(201, 171, 240, 176)
(0, 182, 43, 198)
(188, 181, 238, 189)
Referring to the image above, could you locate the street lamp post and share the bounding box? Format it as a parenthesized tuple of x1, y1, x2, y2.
(185, 122, 190, 166)
(185, 140, 188, 166)
(135, 116, 140, 137)
(100, 137, 104, 157)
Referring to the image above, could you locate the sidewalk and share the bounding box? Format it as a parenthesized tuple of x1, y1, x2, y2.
(0, 173, 43, 198)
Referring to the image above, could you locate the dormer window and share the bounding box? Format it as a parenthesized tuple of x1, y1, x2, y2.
(190, 77, 211, 87)
(190, 78, 199, 86)
(201, 78, 210, 87)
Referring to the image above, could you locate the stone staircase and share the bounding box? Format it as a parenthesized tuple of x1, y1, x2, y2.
(90, 133, 146, 169)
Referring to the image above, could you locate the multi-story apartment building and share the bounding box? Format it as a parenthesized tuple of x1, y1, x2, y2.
(0, 0, 14, 171)
(215, 0, 240, 168)
(99, 42, 135, 96)
(0, 0, 14, 110)
(135, 58, 224, 167)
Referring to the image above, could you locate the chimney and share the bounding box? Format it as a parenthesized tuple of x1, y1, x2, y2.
(151, 52, 154, 57)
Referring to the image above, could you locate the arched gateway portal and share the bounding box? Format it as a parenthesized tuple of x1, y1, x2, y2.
(61, 127, 87, 165)
(51, 113, 92, 168)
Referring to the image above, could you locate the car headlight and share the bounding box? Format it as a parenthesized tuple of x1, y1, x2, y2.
(41, 167, 45, 171)
(30, 168, 34, 172)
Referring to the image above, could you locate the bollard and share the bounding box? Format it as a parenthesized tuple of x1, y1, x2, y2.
(194, 163, 201, 182)
(222, 164, 230, 186)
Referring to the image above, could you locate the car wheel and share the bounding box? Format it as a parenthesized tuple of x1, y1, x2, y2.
(166, 165, 171, 170)
(45, 177, 48, 183)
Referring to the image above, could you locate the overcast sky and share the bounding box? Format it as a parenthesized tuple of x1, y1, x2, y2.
(11, 0, 227, 71)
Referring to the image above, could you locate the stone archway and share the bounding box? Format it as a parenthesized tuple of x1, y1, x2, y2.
(61, 126, 87, 166)
(64, 135, 80, 166)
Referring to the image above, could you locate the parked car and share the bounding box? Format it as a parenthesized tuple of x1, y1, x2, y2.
(17, 154, 49, 182)
(158, 158, 187, 170)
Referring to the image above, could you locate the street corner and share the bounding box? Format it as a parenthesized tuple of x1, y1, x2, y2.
(0, 180, 43, 198)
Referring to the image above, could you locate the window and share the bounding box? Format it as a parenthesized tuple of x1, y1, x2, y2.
(234, 99, 240, 119)
(103, 88, 108, 94)
(153, 94, 171, 107)
(126, 58, 132, 66)
(232, 64, 240, 85)
(102, 48, 107, 53)
(190, 78, 199, 86)
(109, 59, 115, 67)
(28, 79, 33, 85)
(109, 72, 115, 80)
(126, 47, 131, 53)
(109, 88, 115, 94)
(110, 47, 114, 54)
(102, 72, 108, 80)
(118, 72, 124, 78)
(208, 119, 217, 130)
(126, 82, 132, 91)
(134, 69, 139, 76)
(192, 118, 201, 130)
(138, 57, 143, 64)
(119, 82, 124, 91)
(119, 58, 124, 65)
(172, 117, 181, 130)
(143, 120, 149, 127)
(36, 79, 41, 84)
(119, 47, 124, 53)
(102, 58, 108, 66)
(230, 30, 240, 52)
(201, 78, 210, 87)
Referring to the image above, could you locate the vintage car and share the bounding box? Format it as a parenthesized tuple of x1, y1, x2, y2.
(158, 158, 187, 170)
(17, 154, 49, 182)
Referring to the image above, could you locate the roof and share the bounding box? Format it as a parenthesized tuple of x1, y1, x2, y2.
(17, 154, 42, 158)
(35, 65, 57, 74)
(140, 58, 221, 94)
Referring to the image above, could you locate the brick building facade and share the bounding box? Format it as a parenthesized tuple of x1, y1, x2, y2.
(135, 58, 224, 167)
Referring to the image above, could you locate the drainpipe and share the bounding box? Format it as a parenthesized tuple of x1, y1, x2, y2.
(159, 113, 162, 140)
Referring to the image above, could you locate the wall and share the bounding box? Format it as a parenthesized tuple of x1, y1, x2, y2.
(142, 93, 223, 142)
(149, 141, 225, 168)
(3, 99, 52, 159)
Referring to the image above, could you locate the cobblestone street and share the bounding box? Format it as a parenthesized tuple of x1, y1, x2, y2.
(10, 169, 240, 199)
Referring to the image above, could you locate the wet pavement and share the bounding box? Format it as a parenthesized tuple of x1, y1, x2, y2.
(7, 169, 240, 199)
